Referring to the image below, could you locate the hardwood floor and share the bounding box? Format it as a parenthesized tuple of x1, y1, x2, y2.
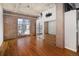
(0, 34, 79, 56)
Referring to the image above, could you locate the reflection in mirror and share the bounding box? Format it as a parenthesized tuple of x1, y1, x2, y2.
(36, 37, 44, 48)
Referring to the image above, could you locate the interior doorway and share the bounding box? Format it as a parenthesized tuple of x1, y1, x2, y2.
(44, 21, 56, 46)
(44, 22, 48, 34)
(77, 19, 79, 52)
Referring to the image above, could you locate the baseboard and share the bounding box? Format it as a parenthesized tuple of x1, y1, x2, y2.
(65, 46, 77, 52)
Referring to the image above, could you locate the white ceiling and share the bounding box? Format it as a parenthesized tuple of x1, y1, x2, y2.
(0, 3, 56, 17)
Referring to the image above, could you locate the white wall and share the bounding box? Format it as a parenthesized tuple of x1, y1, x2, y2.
(42, 7, 56, 22)
(0, 5, 3, 46)
(36, 6, 56, 39)
(41, 7, 56, 35)
(65, 10, 77, 52)
(48, 21, 56, 35)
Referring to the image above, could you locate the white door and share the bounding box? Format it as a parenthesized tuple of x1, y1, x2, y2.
(65, 10, 77, 52)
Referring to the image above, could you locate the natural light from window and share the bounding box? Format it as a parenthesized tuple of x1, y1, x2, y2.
(18, 18, 30, 36)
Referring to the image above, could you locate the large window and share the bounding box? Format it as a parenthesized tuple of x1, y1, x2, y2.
(18, 18, 30, 36)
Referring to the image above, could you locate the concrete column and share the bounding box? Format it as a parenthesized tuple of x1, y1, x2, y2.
(56, 3, 64, 48)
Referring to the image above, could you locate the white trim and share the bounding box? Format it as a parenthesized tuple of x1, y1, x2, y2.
(65, 47, 77, 52)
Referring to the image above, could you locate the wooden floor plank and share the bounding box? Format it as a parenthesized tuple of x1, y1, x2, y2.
(0, 34, 79, 56)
